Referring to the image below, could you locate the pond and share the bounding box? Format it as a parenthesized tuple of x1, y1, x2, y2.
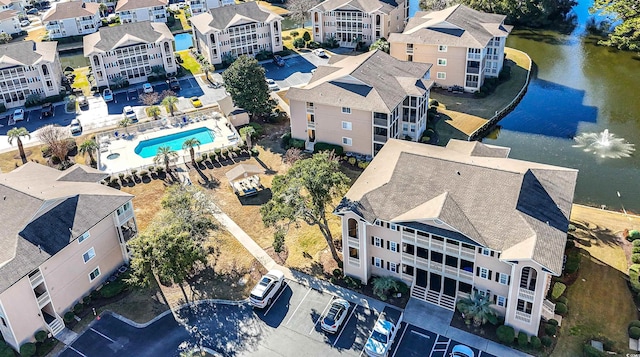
(59, 50, 90, 70)
(281, 16, 311, 31)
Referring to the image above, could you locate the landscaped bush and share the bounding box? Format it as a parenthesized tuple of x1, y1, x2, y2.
(556, 296, 568, 305)
(314, 142, 344, 156)
(630, 265, 640, 292)
(630, 326, 640, 339)
(551, 282, 566, 300)
(41, 145, 52, 157)
(63, 311, 75, 323)
(564, 252, 581, 274)
(293, 37, 305, 48)
(20, 342, 36, 357)
(633, 253, 640, 264)
(273, 230, 285, 253)
(545, 323, 558, 336)
(583, 344, 606, 357)
(633, 247, 640, 254)
(628, 230, 640, 241)
(541, 335, 553, 347)
(35, 330, 47, 343)
(290, 138, 305, 149)
(555, 302, 568, 315)
(633, 239, 640, 247)
(343, 275, 361, 289)
(496, 325, 515, 344)
(517, 331, 528, 347)
(548, 318, 560, 326)
(530, 335, 542, 349)
(357, 161, 369, 169)
(629, 320, 640, 330)
(73, 302, 84, 313)
(565, 239, 576, 250)
(100, 280, 126, 299)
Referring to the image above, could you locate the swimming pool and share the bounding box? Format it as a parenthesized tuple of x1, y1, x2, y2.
(134, 127, 215, 158)
(174, 33, 193, 51)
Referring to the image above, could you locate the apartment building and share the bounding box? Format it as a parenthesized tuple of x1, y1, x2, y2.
(287, 50, 432, 155)
(0, 10, 20, 35)
(0, 0, 23, 13)
(43, 2, 101, 39)
(190, 2, 283, 65)
(389, 4, 512, 92)
(0, 41, 62, 110)
(83, 21, 176, 87)
(310, 0, 408, 48)
(0, 163, 137, 350)
(115, 0, 168, 23)
(187, 0, 234, 15)
(335, 139, 578, 336)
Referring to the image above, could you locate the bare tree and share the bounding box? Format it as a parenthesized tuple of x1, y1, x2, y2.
(36, 125, 70, 162)
(283, 147, 302, 165)
(140, 92, 160, 106)
(287, 0, 317, 28)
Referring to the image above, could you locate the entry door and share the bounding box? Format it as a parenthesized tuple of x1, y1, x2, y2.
(443, 277, 457, 297)
(429, 273, 441, 292)
(416, 268, 427, 288)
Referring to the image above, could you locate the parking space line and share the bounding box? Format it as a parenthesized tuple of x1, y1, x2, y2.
(67, 346, 87, 357)
(90, 327, 116, 343)
(410, 329, 431, 339)
(333, 304, 358, 346)
(285, 287, 312, 326)
(309, 296, 335, 334)
(264, 282, 288, 316)
(391, 323, 409, 357)
(428, 334, 449, 357)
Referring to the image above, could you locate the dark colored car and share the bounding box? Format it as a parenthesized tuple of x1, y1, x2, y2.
(26, 8, 38, 14)
(273, 55, 285, 67)
(168, 77, 181, 91)
(41, 102, 53, 118)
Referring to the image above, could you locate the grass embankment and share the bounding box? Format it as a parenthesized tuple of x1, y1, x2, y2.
(282, 28, 311, 52)
(177, 50, 202, 74)
(71, 67, 91, 95)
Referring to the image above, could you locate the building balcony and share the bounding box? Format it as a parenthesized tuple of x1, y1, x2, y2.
(415, 256, 429, 269)
(401, 252, 413, 262)
(117, 208, 135, 225)
(348, 257, 360, 267)
(460, 247, 475, 259)
(465, 81, 479, 88)
(36, 290, 50, 308)
(518, 287, 536, 302)
(46, 24, 61, 31)
(306, 121, 315, 129)
(466, 67, 480, 74)
(347, 236, 358, 247)
(373, 134, 387, 143)
(467, 54, 482, 60)
(515, 310, 532, 323)
(401, 231, 414, 242)
(373, 117, 387, 126)
(29, 270, 44, 288)
(429, 261, 442, 271)
(401, 273, 413, 281)
(431, 240, 444, 251)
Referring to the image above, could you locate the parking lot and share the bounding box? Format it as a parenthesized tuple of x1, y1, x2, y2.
(261, 52, 329, 89)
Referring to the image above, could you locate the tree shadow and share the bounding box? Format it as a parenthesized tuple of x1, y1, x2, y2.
(238, 188, 272, 206)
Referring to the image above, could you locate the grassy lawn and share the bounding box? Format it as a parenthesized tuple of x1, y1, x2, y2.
(72, 67, 91, 96)
(282, 28, 311, 52)
(431, 47, 531, 120)
(23, 27, 46, 42)
(176, 10, 191, 31)
(178, 50, 202, 74)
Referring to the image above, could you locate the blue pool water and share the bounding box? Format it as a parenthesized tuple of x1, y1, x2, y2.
(174, 33, 193, 51)
(134, 127, 215, 158)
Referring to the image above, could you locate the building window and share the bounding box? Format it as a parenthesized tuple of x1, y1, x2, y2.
(402, 264, 414, 276)
(389, 223, 398, 231)
(481, 248, 491, 256)
(349, 247, 359, 259)
(498, 273, 509, 285)
(437, 58, 447, 66)
(83, 248, 96, 263)
(341, 107, 351, 114)
(373, 236, 383, 247)
(342, 137, 352, 146)
(89, 267, 100, 282)
(78, 231, 90, 243)
(479, 267, 489, 279)
(438, 45, 447, 52)
(388, 262, 397, 273)
(517, 299, 533, 314)
(389, 241, 398, 252)
(495, 295, 507, 307)
(437, 72, 446, 80)
(342, 121, 352, 130)
(347, 218, 358, 238)
(373, 257, 382, 268)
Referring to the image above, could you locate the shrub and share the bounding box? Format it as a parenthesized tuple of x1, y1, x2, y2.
(293, 37, 305, 48)
(343, 275, 361, 289)
(556, 296, 568, 305)
(73, 302, 84, 313)
(548, 318, 560, 326)
(251, 147, 259, 156)
(541, 335, 553, 347)
(496, 325, 515, 344)
(273, 230, 285, 253)
(290, 31, 299, 37)
(429, 99, 439, 107)
(517, 331, 528, 347)
(564, 252, 581, 274)
(281, 132, 292, 148)
(567, 224, 576, 231)
(313, 142, 344, 156)
(100, 280, 126, 298)
(583, 344, 606, 357)
(20, 342, 36, 357)
(530, 336, 542, 349)
(630, 230, 640, 240)
(63, 311, 75, 323)
(555, 302, 568, 315)
(551, 282, 566, 300)
(348, 157, 356, 165)
(630, 326, 640, 339)
(357, 161, 369, 169)
(302, 32, 311, 42)
(633, 254, 640, 264)
(41, 145, 52, 157)
(629, 320, 640, 330)
(565, 239, 576, 250)
(545, 323, 557, 336)
(633, 247, 640, 254)
(633, 239, 640, 247)
(290, 138, 305, 149)
(247, 122, 264, 137)
(66, 138, 77, 151)
(332, 268, 343, 279)
(140, 170, 149, 177)
(35, 330, 47, 343)
(82, 295, 92, 305)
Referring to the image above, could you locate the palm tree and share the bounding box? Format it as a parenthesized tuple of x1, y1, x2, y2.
(151, 65, 166, 78)
(118, 117, 133, 135)
(182, 138, 201, 165)
(154, 146, 178, 173)
(111, 75, 126, 89)
(161, 95, 179, 117)
(456, 291, 498, 327)
(147, 105, 162, 120)
(78, 139, 99, 165)
(201, 63, 215, 82)
(7, 127, 30, 164)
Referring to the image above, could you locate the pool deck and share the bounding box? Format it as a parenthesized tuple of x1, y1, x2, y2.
(98, 115, 238, 174)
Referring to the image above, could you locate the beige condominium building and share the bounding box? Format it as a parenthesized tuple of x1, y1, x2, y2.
(0, 9, 20, 36)
(287, 50, 432, 155)
(0, 41, 62, 110)
(389, 4, 512, 92)
(43, 1, 101, 39)
(190, 2, 283, 66)
(187, 0, 235, 15)
(310, 0, 408, 48)
(115, 0, 168, 23)
(84, 21, 176, 88)
(0, 163, 137, 350)
(335, 139, 578, 336)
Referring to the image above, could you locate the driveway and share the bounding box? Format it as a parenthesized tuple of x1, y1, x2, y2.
(260, 52, 330, 90)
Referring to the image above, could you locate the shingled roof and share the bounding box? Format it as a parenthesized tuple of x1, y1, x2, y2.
(311, 0, 401, 15)
(190, 1, 281, 32)
(287, 50, 433, 113)
(43, 1, 100, 22)
(389, 4, 512, 48)
(0, 41, 58, 67)
(115, 0, 168, 12)
(336, 139, 578, 275)
(0, 163, 132, 293)
(83, 21, 173, 56)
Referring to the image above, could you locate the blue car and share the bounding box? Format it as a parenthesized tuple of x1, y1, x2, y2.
(451, 345, 474, 357)
(273, 55, 285, 67)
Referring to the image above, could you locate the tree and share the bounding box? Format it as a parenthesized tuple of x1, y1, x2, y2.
(283, 147, 302, 165)
(147, 105, 162, 120)
(239, 126, 256, 149)
(302, 31, 311, 42)
(591, 0, 640, 51)
(36, 125, 69, 163)
(201, 62, 215, 82)
(140, 92, 160, 106)
(260, 152, 349, 263)
(456, 0, 577, 28)
(161, 95, 179, 117)
(182, 138, 201, 164)
(369, 38, 390, 53)
(99, 3, 107, 17)
(288, 0, 316, 28)
(154, 146, 178, 172)
(222, 55, 274, 118)
(8, 127, 30, 164)
(0, 32, 11, 44)
(118, 117, 133, 135)
(151, 65, 166, 78)
(456, 291, 498, 327)
(78, 139, 99, 165)
(372, 276, 401, 301)
(111, 75, 126, 89)
(419, 0, 456, 10)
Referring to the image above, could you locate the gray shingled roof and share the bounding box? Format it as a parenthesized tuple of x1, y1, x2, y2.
(43, 1, 100, 22)
(0, 9, 17, 21)
(287, 50, 433, 113)
(312, 0, 400, 14)
(388, 4, 512, 48)
(336, 139, 578, 275)
(0, 41, 56, 67)
(190, 2, 281, 32)
(0, 163, 132, 293)
(83, 21, 173, 55)
(115, 0, 168, 12)
(57, 165, 109, 182)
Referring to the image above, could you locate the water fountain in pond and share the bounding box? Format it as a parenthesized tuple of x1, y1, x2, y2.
(573, 129, 635, 158)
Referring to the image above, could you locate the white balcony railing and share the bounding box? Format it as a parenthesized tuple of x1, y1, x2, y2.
(117, 208, 134, 225)
(401, 252, 413, 262)
(401, 232, 414, 242)
(460, 247, 475, 259)
(431, 241, 444, 251)
(518, 287, 535, 302)
(29, 270, 44, 288)
(348, 257, 360, 267)
(429, 261, 442, 271)
(36, 291, 50, 308)
(347, 236, 358, 247)
(515, 310, 532, 323)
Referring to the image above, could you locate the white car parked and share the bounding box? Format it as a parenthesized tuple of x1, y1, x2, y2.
(249, 270, 285, 309)
(12, 109, 24, 121)
(320, 299, 350, 333)
(266, 79, 279, 92)
(123, 106, 137, 121)
(364, 318, 397, 357)
(142, 83, 153, 93)
(313, 49, 327, 58)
